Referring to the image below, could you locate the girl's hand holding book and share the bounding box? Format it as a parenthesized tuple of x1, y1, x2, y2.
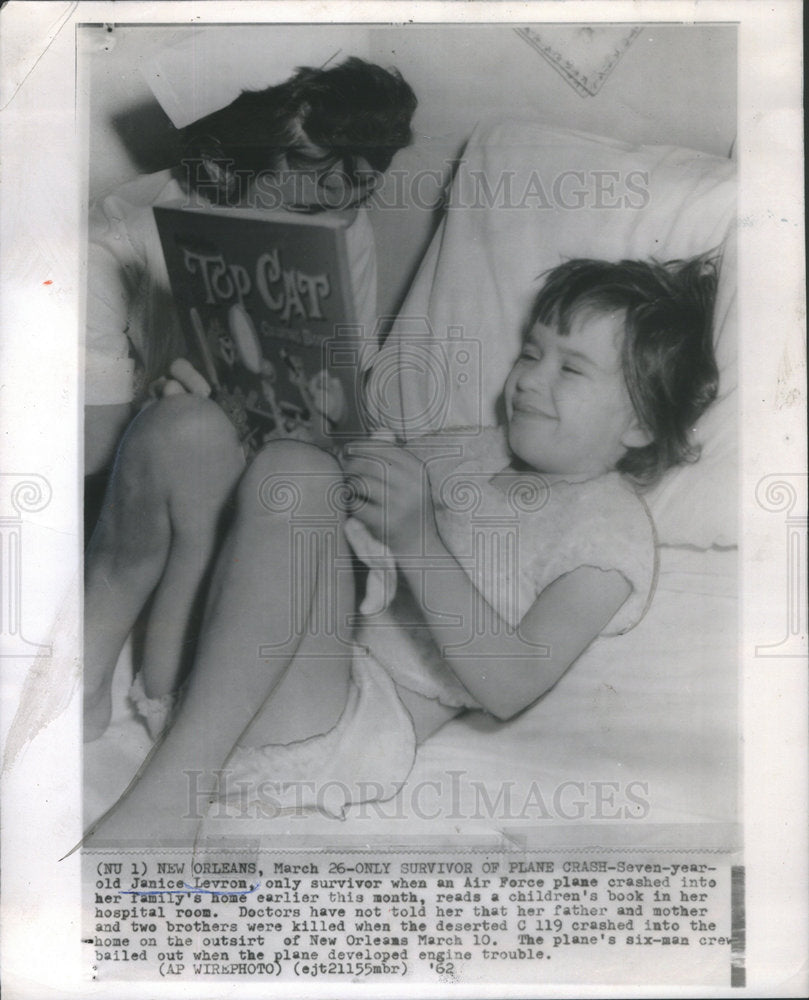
(343, 441, 438, 555)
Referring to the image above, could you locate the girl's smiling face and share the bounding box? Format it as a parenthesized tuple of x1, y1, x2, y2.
(504, 309, 651, 477)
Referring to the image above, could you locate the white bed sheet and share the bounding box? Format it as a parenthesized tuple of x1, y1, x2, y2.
(84, 546, 738, 848)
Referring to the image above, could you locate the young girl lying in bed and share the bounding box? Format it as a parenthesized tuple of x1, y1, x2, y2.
(83, 253, 719, 844)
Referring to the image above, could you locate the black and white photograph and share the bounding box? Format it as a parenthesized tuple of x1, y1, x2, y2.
(0, 2, 805, 996)
(77, 18, 743, 850)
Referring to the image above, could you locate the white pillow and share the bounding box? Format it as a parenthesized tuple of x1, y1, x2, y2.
(373, 119, 737, 548)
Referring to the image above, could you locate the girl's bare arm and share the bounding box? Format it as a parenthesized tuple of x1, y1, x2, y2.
(397, 536, 630, 720)
(345, 441, 631, 720)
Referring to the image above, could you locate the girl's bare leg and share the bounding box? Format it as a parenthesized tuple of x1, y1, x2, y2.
(84, 440, 355, 846)
(83, 395, 244, 741)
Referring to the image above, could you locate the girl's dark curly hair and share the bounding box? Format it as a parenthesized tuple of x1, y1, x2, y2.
(529, 254, 721, 488)
(180, 56, 417, 191)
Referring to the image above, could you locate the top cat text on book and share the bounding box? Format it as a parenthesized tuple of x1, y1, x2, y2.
(181, 245, 332, 324)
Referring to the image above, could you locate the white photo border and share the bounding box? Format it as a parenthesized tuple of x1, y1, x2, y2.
(0, 2, 805, 997)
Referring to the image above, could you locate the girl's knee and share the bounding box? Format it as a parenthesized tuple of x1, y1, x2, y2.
(117, 395, 243, 498)
(255, 438, 342, 475)
(106, 396, 243, 537)
(237, 441, 345, 519)
(121, 395, 240, 470)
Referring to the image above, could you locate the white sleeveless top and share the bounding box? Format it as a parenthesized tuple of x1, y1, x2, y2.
(356, 427, 657, 707)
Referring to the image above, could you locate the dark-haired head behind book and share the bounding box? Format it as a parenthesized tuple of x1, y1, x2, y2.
(85, 57, 417, 477)
(153, 58, 419, 455)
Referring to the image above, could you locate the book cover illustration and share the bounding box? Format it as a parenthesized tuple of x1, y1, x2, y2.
(154, 204, 367, 454)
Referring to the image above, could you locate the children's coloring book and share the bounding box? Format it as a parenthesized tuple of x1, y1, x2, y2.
(155, 203, 367, 454)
